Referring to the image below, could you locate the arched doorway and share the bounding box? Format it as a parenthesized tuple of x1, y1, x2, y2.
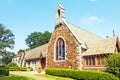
(40, 58, 46, 70)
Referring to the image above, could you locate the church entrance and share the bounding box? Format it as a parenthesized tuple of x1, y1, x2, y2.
(40, 58, 46, 70)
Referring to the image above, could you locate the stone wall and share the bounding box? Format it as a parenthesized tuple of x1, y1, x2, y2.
(47, 24, 79, 69)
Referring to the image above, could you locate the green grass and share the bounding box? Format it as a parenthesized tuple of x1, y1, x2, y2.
(0, 75, 35, 80)
(36, 74, 74, 80)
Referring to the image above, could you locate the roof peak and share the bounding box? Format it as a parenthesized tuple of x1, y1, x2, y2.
(58, 3, 64, 9)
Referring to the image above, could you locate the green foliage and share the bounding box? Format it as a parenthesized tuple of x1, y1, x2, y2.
(7, 65, 32, 71)
(36, 74, 74, 80)
(46, 68, 119, 80)
(105, 52, 120, 78)
(7, 62, 18, 67)
(0, 75, 35, 80)
(8, 67, 28, 71)
(28, 67, 33, 71)
(25, 31, 52, 49)
(0, 24, 15, 55)
(17, 49, 25, 53)
(0, 69, 9, 76)
(0, 66, 9, 76)
(1, 51, 15, 65)
(7, 63, 32, 71)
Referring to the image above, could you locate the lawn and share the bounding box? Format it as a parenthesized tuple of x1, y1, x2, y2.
(0, 75, 35, 80)
(36, 74, 74, 80)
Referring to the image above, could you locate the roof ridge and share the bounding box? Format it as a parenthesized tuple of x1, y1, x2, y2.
(26, 43, 48, 52)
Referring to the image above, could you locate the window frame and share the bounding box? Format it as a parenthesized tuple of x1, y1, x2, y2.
(54, 37, 66, 62)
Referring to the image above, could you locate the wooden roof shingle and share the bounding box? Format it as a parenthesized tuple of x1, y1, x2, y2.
(25, 43, 48, 60)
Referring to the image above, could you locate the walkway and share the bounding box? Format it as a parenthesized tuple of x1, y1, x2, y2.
(10, 71, 53, 80)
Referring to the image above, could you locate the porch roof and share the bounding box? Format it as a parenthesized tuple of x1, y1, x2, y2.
(25, 43, 48, 60)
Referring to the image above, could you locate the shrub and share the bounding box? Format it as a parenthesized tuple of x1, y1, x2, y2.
(0, 66, 9, 76)
(7, 62, 18, 67)
(20, 67, 28, 71)
(46, 68, 119, 80)
(8, 67, 28, 71)
(28, 67, 33, 71)
(9, 67, 20, 71)
(105, 52, 120, 78)
(0, 69, 9, 76)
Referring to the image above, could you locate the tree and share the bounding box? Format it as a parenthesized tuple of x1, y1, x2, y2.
(25, 31, 52, 49)
(1, 51, 15, 65)
(17, 49, 25, 53)
(0, 24, 15, 55)
(105, 52, 120, 78)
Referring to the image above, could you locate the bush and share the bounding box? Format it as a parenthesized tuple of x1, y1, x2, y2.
(0, 66, 9, 76)
(0, 69, 9, 76)
(7, 62, 18, 67)
(105, 52, 120, 78)
(27, 67, 33, 71)
(9, 67, 20, 71)
(20, 67, 28, 71)
(46, 68, 119, 80)
(9, 67, 28, 71)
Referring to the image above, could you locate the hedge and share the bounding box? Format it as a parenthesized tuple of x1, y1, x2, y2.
(9, 67, 28, 71)
(0, 66, 9, 76)
(8, 67, 33, 71)
(46, 68, 119, 80)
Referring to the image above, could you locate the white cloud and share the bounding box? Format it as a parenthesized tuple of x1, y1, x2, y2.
(88, 16, 101, 23)
(80, 16, 102, 26)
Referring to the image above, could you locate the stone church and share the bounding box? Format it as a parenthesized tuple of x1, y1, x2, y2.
(17, 4, 120, 71)
(46, 4, 120, 70)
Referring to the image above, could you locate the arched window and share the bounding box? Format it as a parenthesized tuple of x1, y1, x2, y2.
(56, 38, 65, 60)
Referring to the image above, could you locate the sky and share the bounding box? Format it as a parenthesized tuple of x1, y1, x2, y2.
(0, 0, 120, 53)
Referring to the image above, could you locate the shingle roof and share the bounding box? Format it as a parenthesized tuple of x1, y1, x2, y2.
(82, 36, 117, 56)
(64, 21, 102, 49)
(63, 20, 118, 55)
(67, 22, 102, 42)
(25, 43, 48, 60)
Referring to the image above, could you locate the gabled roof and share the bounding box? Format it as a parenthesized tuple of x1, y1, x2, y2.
(25, 43, 48, 60)
(63, 21, 102, 49)
(63, 20, 118, 55)
(82, 36, 117, 56)
(66, 22, 102, 43)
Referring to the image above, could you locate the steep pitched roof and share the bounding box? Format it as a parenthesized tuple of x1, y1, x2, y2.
(63, 20, 117, 55)
(25, 43, 48, 60)
(67, 22, 102, 42)
(63, 21, 102, 49)
(82, 36, 117, 56)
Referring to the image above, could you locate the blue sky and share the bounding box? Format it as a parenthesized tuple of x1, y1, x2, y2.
(0, 0, 120, 53)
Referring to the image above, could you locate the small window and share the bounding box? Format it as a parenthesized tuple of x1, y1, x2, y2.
(97, 55, 104, 66)
(56, 38, 65, 60)
(58, 9, 60, 17)
(86, 56, 95, 66)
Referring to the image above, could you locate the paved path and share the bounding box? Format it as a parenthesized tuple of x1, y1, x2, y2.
(10, 71, 53, 80)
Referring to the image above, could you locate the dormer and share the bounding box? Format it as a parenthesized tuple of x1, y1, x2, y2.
(55, 4, 65, 27)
